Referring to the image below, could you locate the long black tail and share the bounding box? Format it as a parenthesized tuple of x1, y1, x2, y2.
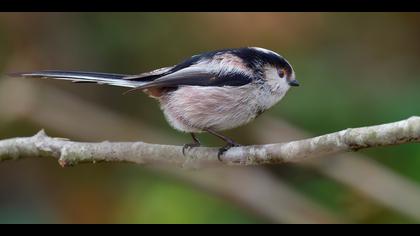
(9, 70, 147, 88)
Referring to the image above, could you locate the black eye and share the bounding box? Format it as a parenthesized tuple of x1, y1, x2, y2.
(278, 69, 285, 78)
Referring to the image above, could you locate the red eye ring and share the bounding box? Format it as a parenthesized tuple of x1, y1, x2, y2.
(278, 69, 285, 78)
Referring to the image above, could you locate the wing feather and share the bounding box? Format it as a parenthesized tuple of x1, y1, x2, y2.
(132, 66, 253, 90)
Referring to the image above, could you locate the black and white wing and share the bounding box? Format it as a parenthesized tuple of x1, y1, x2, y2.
(128, 66, 253, 90)
(126, 51, 255, 90)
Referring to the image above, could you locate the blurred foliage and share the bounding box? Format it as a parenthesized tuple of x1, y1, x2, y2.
(115, 167, 263, 224)
(0, 13, 420, 223)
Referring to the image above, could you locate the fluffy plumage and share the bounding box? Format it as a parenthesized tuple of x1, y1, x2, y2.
(10, 47, 299, 153)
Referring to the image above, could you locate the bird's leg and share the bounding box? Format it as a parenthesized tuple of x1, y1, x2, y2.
(204, 128, 241, 161)
(182, 133, 201, 155)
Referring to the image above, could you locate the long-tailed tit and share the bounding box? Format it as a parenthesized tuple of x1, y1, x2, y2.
(11, 47, 299, 158)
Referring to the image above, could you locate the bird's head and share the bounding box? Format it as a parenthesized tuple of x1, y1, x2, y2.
(249, 47, 299, 89)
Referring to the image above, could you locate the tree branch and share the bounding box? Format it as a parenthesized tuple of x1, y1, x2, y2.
(1, 116, 420, 169)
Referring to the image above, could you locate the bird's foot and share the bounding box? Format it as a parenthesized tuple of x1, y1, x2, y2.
(217, 141, 241, 162)
(182, 142, 201, 155)
(182, 133, 201, 155)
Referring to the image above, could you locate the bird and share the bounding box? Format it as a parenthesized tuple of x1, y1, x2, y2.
(10, 47, 299, 159)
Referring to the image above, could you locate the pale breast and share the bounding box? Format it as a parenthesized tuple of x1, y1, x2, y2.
(159, 84, 278, 133)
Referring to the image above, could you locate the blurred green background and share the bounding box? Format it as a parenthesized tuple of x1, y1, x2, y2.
(0, 13, 420, 223)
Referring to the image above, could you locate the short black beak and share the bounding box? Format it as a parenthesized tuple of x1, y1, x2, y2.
(288, 79, 300, 87)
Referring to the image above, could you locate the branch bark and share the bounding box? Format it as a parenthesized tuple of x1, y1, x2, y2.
(1, 116, 419, 169)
